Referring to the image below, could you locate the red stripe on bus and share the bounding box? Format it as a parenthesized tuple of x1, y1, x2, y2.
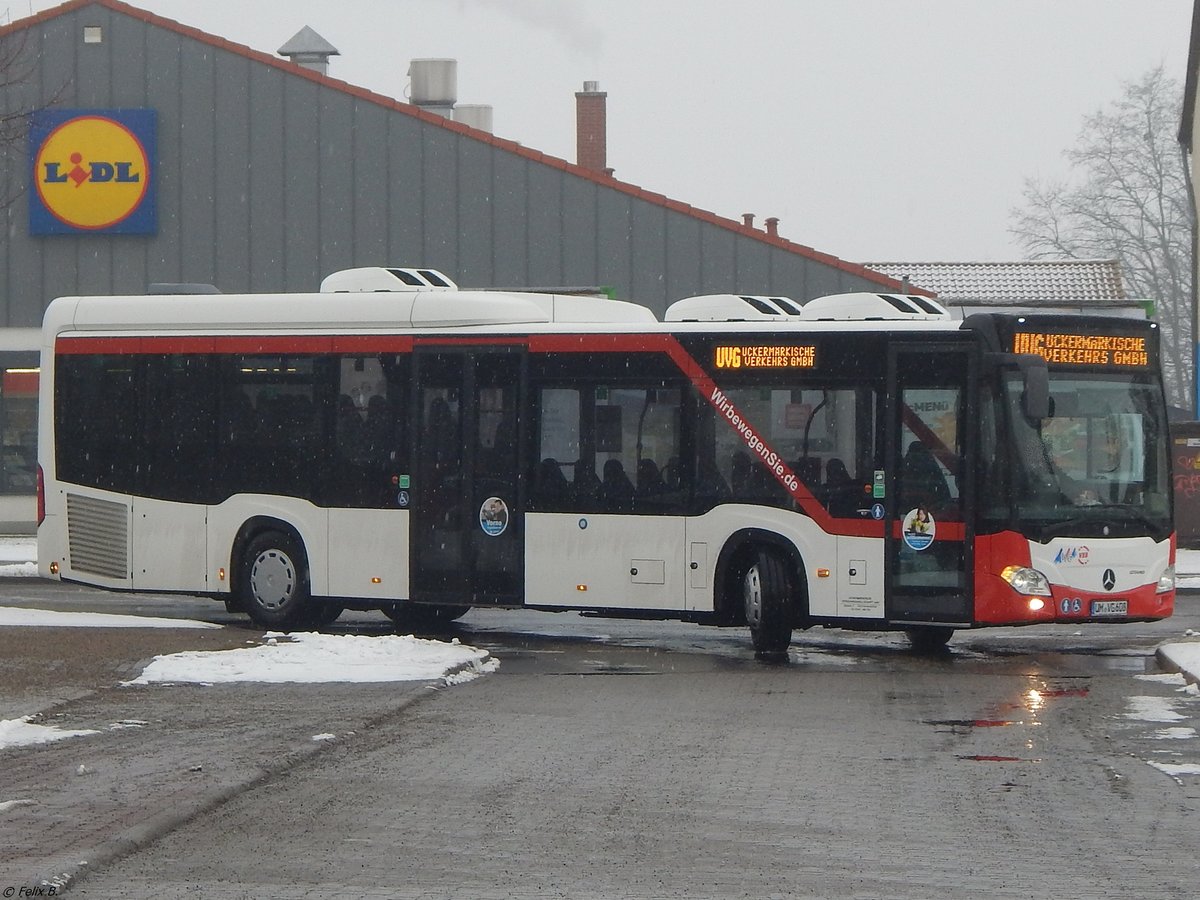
(330, 335, 414, 353)
(413, 336, 528, 347)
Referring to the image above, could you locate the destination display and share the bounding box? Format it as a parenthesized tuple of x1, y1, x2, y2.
(714, 344, 817, 369)
(1012, 332, 1149, 368)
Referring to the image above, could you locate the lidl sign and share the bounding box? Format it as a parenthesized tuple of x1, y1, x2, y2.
(29, 109, 156, 235)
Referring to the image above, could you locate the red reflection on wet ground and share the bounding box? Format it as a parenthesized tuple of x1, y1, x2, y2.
(957, 755, 1042, 763)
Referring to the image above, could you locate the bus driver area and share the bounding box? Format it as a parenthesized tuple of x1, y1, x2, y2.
(35, 268, 1176, 655)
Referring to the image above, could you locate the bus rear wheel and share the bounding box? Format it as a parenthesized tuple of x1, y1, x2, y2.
(743, 549, 793, 656)
(239, 531, 314, 630)
(383, 603, 471, 632)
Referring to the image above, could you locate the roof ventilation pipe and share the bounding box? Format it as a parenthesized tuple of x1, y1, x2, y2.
(409, 59, 457, 118)
(453, 104, 494, 133)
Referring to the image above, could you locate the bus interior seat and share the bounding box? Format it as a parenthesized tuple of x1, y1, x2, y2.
(793, 457, 821, 487)
(636, 458, 666, 496)
(600, 459, 635, 509)
(695, 455, 730, 500)
(825, 457, 861, 517)
(573, 461, 601, 503)
(535, 457, 571, 505)
(901, 441, 951, 508)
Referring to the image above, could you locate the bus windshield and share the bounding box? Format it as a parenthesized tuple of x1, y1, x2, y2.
(1000, 372, 1171, 539)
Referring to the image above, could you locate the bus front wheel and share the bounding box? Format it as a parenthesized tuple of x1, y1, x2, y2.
(743, 549, 793, 656)
(239, 531, 314, 630)
(906, 625, 954, 653)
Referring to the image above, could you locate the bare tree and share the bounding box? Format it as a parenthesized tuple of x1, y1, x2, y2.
(1010, 65, 1194, 411)
(0, 24, 66, 210)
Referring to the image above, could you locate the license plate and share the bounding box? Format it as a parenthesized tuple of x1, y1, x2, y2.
(1091, 600, 1128, 616)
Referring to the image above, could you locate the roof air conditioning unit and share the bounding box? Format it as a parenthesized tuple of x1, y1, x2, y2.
(320, 267, 458, 292)
(798, 293, 949, 321)
(664, 294, 804, 322)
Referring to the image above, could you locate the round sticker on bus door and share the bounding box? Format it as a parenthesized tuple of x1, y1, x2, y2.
(479, 497, 509, 536)
(901, 507, 935, 551)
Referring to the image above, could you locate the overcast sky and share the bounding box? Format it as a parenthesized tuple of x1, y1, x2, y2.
(16, 0, 1194, 264)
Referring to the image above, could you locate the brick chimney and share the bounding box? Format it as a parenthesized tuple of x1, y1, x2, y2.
(576, 81, 607, 173)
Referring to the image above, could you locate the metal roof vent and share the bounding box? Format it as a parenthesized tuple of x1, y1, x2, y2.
(408, 59, 457, 118)
(664, 294, 804, 322)
(798, 293, 950, 321)
(320, 267, 459, 293)
(278, 26, 339, 75)
(453, 104, 493, 133)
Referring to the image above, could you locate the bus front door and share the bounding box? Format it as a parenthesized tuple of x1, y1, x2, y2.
(885, 344, 975, 627)
(411, 349, 524, 606)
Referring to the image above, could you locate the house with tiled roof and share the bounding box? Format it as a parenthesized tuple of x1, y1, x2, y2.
(860, 259, 1149, 319)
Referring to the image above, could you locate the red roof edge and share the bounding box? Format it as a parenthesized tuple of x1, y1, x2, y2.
(10, 0, 923, 296)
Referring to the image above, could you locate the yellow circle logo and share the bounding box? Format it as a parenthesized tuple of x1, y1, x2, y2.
(34, 116, 150, 230)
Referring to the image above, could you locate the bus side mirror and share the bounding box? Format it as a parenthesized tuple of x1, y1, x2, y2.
(1020, 360, 1050, 420)
(985, 352, 1050, 420)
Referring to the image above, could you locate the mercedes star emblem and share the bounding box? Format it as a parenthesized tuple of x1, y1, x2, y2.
(1102, 568, 1116, 591)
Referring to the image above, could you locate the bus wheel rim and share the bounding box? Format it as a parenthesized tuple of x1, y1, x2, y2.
(251, 550, 295, 610)
(744, 565, 763, 626)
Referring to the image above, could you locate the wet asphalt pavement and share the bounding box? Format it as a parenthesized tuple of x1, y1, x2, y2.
(3, 580, 1200, 898)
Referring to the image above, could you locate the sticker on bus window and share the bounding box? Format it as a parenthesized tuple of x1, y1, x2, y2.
(902, 508, 935, 550)
(480, 497, 509, 537)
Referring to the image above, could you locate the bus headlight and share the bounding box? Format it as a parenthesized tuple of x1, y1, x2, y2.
(1157, 565, 1176, 594)
(1001, 565, 1051, 596)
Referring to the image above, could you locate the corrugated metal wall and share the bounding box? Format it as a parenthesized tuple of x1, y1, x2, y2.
(0, 1, 890, 326)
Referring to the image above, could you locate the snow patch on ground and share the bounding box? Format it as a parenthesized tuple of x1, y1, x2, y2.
(1147, 760, 1200, 781)
(1136, 673, 1188, 685)
(1125, 696, 1187, 723)
(124, 632, 498, 685)
(0, 606, 221, 629)
(1150, 727, 1198, 740)
(0, 716, 99, 749)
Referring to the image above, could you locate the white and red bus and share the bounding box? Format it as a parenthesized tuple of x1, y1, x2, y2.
(37, 267, 1175, 652)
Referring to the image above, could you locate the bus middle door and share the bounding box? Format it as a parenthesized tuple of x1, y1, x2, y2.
(411, 348, 525, 606)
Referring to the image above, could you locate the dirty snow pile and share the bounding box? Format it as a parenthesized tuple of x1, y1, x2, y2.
(125, 632, 497, 686)
(0, 632, 497, 749)
(0, 535, 36, 577)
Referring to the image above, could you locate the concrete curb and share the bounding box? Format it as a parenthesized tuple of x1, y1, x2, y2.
(1154, 640, 1200, 685)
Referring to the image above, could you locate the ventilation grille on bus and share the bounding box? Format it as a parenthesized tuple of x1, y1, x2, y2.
(663, 294, 804, 321)
(66, 494, 129, 580)
(798, 293, 950, 321)
(319, 266, 459, 293)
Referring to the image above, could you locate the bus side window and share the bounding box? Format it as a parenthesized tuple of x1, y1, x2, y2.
(532, 387, 582, 512)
